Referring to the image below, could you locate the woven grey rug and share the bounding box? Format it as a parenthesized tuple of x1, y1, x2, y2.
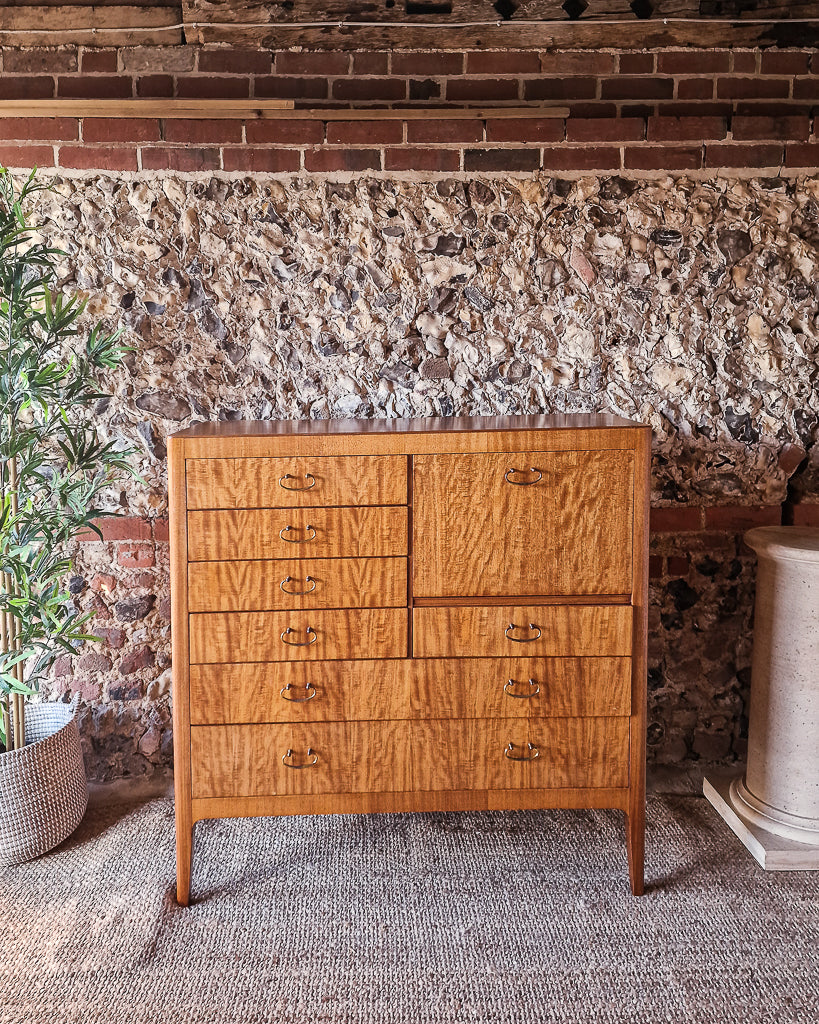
(0, 796, 817, 1024)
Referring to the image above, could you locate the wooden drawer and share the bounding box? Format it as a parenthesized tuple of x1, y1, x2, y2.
(186, 455, 407, 509)
(189, 716, 629, 799)
(191, 721, 413, 798)
(413, 604, 633, 659)
(188, 556, 407, 612)
(190, 607, 408, 664)
(411, 717, 630, 791)
(413, 449, 634, 597)
(190, 657, 632, 725)
(187, 506, 408, 562)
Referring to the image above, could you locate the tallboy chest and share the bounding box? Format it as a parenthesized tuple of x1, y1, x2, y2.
(169, 414, 650, 904)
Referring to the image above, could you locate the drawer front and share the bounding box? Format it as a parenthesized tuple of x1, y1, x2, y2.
(188, 556, 407, 612)
(413, 605, 633, 659)
(190, 717, 629, 799)
(191, 721, 413, 798)
(412, 717, 630, 792)
(413, 449, 634, 597)
(190, 657, 632, 725)
(190, 607, 409, 664)
(186, 455, 407, 510)
(187, 506, 408, 562)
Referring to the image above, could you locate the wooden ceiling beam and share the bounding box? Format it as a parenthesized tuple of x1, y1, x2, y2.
(0, 1, 817, 49)
(0, 6, 183, 46)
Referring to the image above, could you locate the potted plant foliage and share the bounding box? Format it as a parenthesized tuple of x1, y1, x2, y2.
(0, 169, 134, 864)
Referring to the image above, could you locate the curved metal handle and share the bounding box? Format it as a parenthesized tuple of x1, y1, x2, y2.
(505, 622, 542, 643)
(280, 683, 317, 703)
(280, 575, 317, 595)
(279, 472, 316, 491)
(503, 678, 541, 699)
(504, 741, 540, 762)
(279, 525, 316, 544)
(504, 467, 543, 486)
(282, 747, 318, 768)
(281, 626, 318, 647)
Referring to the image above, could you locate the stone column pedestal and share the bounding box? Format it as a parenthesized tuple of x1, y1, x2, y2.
(704, 526, 819, 870)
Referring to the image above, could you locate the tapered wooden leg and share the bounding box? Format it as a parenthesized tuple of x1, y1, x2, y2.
(176, 821, 193, 906)
(625, 810, 645, 896)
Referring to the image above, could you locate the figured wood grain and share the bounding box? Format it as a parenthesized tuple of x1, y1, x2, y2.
(190, 656, 632, 726)
(188, 556, 407, 612)
(413, 604, 633, 659)
(627, 423, 652, 896)
(186, 454, 407, 510)
(187, 506, 408, 561)
(171, 414, 651, 899)
(411, 716, 630, 792)
(191, 720, 413, 798)
(192, 786, 631, 822)
(413, 449, 633, 597)
(167, 436, 193, 906)
(190, 716, 628, 799)
(190, 607, 408, 664)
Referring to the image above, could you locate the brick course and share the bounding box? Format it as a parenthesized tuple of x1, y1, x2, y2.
(0, 45, 814, 176)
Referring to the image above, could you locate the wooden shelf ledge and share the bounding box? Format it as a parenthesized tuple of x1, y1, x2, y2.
(0, 100, 570, 121)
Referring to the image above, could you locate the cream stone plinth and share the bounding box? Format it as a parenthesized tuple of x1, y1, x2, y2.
(704, 526, 819, 869)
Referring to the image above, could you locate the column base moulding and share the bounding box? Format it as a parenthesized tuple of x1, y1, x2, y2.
(704, 773, 819, 871)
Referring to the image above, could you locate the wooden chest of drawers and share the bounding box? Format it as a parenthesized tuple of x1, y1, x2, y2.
(169, 414, 650, 903)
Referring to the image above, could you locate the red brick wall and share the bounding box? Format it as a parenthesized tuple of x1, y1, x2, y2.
(0, 45, 817, 173)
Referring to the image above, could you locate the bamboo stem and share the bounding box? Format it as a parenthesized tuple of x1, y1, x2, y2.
(7, 449, 25, 750)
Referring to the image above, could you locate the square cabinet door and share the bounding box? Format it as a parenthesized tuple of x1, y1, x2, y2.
(412, 449, 634, 598)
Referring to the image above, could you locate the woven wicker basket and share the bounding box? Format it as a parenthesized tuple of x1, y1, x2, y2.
(0, 702, 88, 866)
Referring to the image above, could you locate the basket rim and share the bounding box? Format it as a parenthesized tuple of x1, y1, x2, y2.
(1, 702, 78, 765)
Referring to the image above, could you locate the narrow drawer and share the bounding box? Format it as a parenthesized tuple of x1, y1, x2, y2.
(188, 556, 407, 612)
(187, 506, 408, 561)
(186, 455, 407, 509)
(191, 721, 413, 798)
(412, 717, 630, 792)
(413, 449, 633, 598)
(413, 605, 633, 659)
(190, 657, 632, 725)
(189, 607, 409, 664)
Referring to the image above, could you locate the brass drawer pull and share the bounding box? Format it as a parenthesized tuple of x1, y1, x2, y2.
(281, 626, 318, 647)
(280, 575, 317, 595)
(505, 622, 542, 643)
(504, 741, 540, 762)
(282, 747, 318, 768)
(279, 472, 316, 491)
(503, 678, 541, 699)
(280, 683, 317, 703)
(504, 467, 542, 486)
(279, 525, 316, 543)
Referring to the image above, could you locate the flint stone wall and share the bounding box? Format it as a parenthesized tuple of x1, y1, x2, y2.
(31, 171, 819, 779)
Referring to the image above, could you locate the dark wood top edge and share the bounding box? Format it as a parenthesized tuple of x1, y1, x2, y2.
(169, 413, 649, 440)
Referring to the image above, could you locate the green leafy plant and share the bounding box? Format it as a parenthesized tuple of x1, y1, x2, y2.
(0, 169, 135, 753)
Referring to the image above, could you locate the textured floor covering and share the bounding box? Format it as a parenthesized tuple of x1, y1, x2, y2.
(0, 796, 817, 1024)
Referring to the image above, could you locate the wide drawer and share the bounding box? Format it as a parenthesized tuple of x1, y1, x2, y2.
(191, 721, 412, 798)
(190, 657, 632, 725)
(188, 556, 407, 612)
(186, 455, 407, 509)
(413, 605, 633, 659)
(189, 716, 629, 798)
(413, 449, 634, 597)
(187, 506, 408, 561)
(189, 607, 409, 663)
